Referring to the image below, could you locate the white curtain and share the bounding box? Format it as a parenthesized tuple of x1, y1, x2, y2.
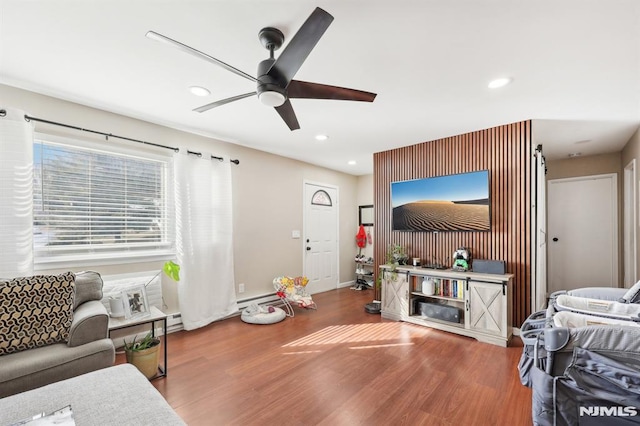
(0, 108, 34, 277)
(175, 152, 238, 330)
(534, 149, 548, 311)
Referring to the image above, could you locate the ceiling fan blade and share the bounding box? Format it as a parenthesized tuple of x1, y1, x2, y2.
(275, 99, 300, 131)
(146, 31, 256, 83)
(268, 8, 334, 85)
(287, 80, 377, 102)
(193, 92, 256, 113)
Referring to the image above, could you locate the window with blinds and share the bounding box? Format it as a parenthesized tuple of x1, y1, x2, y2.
(33, 139, 174, 263)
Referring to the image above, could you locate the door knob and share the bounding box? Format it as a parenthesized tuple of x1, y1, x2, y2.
(306, 247, 311, 251)
(552, 237, 559, 242)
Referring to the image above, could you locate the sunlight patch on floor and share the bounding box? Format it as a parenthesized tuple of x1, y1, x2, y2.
(283, 322, 430, 347)
(282, 350, 323, 355)
(349, 342, 415, 349)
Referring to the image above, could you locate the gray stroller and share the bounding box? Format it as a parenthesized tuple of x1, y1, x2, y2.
(518, 287, 640, 425)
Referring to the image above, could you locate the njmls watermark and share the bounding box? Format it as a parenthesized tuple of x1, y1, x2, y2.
(580, 406, 638, 417)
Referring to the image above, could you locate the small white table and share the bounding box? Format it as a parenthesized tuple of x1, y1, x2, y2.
(108, 306, 168, 379)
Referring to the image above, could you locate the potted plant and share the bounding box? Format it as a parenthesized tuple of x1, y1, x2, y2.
(387, 244, 408, 265)
(384, 243, 408, 280)
(123, 261, 178, 379)
(124, 331, 161, 379)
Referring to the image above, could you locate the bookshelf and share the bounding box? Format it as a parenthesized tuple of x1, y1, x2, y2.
(381, 266, 513, 347)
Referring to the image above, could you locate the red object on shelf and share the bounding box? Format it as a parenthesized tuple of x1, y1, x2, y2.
(356, 225, 367, 248)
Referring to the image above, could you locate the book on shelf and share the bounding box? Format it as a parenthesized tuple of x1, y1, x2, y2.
(420, 277, 464, 300)
(434, 279, 464, 299)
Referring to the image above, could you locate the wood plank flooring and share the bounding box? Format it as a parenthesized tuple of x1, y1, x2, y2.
(118, 288, 533, 425)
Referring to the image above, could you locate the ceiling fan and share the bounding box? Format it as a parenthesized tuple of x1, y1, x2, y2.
(146, 7, 376, 131)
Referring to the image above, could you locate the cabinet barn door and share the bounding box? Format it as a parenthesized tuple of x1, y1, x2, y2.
(381, 271, 408, 321)
(467, 281, 506, 337)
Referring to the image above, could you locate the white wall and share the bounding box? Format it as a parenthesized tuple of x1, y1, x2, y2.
(356, 174, 373, 206)
(356, 174, 374, 259)
(0, 84, 360, 312)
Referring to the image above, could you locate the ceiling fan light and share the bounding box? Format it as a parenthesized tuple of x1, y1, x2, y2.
(258, 91, 286, 107)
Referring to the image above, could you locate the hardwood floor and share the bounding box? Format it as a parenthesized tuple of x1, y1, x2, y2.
(120, 288, 533, 425)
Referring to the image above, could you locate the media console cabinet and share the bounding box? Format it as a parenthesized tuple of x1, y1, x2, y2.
(380, 266, 513, 347)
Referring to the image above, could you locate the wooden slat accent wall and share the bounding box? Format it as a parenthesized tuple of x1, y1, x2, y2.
(373, 121, 532, 326)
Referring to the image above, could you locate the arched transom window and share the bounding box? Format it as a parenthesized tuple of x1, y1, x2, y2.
(311, 189, 332, 206)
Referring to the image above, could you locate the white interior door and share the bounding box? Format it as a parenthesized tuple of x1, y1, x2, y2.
(547, 174, 618, 293)
(303, 182, 338, 293)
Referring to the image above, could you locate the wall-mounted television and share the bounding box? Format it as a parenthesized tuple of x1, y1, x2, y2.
(391, 170, 490, 232)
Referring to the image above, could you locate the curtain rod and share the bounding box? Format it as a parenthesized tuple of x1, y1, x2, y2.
(19, 113, 180, 152)
(2, 110, 240, 164)
(188, 150, 240, 165)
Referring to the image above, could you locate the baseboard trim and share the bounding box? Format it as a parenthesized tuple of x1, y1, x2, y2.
(338, 280, 355, 289)
(237, 293, 279, 309)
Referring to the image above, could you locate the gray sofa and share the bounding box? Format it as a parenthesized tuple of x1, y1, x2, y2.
(0, 271, 115, 398)
(0, 364, 185, 425)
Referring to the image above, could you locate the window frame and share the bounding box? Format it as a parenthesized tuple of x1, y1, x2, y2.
(32, 133, 176, 270)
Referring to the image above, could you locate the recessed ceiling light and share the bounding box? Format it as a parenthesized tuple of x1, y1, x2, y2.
(348, 160, 356, 165)
(315, 134, 328, 141)
(568, 152, 582, 158)
(488, 77, 513, 89)
(189, 86, 211, 97)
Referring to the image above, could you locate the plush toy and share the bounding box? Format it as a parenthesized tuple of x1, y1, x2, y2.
(452, 247, 471, 271)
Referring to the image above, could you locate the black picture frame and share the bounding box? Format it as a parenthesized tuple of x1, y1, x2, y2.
(359, 204, 374, 226)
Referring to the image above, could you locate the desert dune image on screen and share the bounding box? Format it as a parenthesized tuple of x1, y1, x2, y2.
(391, 171, 490, 232)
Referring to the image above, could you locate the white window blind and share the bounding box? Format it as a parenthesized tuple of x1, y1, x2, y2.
(33, 139, 174, 263)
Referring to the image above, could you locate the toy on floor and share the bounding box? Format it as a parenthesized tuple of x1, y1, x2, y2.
(273, 276, 317, 317)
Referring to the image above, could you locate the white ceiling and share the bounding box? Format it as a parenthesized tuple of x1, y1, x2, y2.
(1, 0, 639, 175)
